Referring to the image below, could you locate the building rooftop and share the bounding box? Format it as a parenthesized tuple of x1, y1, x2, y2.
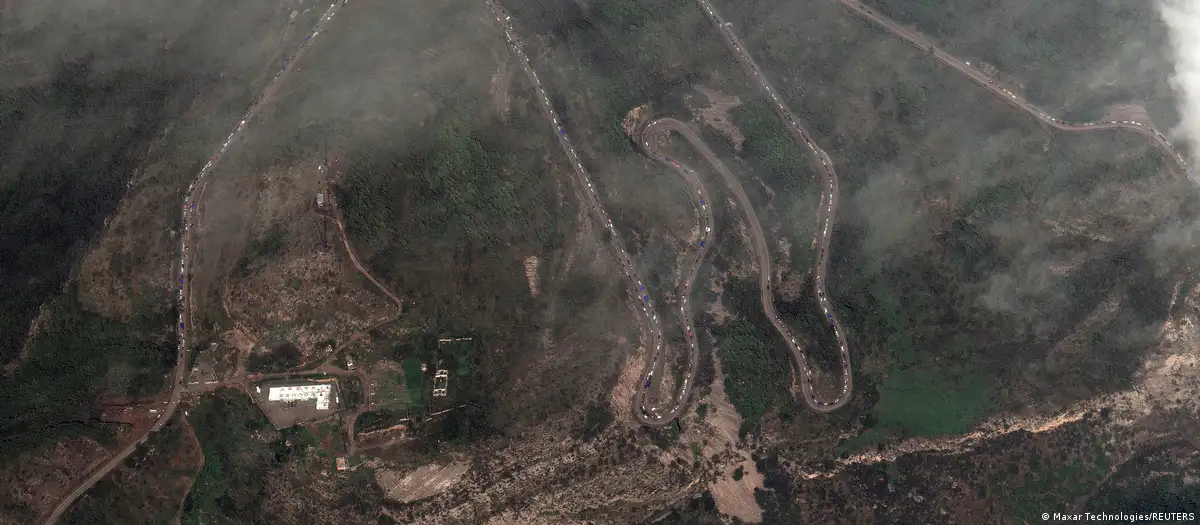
(268, 384, 332, 410)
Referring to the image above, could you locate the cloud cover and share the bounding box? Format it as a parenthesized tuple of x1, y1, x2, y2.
(1158, 0, 1200, 170)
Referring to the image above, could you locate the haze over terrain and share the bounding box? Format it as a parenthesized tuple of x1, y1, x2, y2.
(1158, 0, 1200, 170)
(1, 0, 1199, 523)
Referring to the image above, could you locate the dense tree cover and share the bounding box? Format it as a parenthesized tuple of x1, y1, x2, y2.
(0, 55, 178, 365)
(711, 279, 794, 436)
(0, 289, 175, 462)
(338, 376, 363, 411)
(337, 92, 557, 260)
(730, 99, 813, 193)
(245, 341, 302, 374)
(181, 390, 309, 525)
(232, 223, 289, 278)
(575, 401, 615, 441)
(504, 0, 720, 150)
(710, 0, 1194, 448)
(753, 453, 802, 523)
(1089, 473, 1200, 514)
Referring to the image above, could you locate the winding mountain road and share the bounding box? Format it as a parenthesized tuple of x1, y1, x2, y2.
(837, 0, 1191, 171)
(38, 3, 350, 524)
(640, 119, 852, 414)
(697, 0, 854, 411)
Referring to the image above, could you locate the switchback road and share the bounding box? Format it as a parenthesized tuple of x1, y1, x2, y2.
(835, 0, 1191, 172)
(697, 0, 854, 412)
(641, 119, 852, 415)
(39, 2, 350, 523)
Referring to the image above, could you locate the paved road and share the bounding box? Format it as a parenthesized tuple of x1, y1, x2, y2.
(631, 124, 713, 427)
(642, 118, 852, 415)
(697, 0, 854, 411)
(487, 0, 696, 427)
(38, 3, 350, 523)
(835, 0, 1191, 171)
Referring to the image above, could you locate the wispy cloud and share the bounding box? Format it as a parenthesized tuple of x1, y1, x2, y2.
(1158, 0, 1200, 169)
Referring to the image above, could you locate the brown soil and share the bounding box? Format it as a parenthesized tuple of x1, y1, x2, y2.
(694, 86, 745, 151)
(3, 302, 51, 376)
(224, 247, 394, 364)
(375, 460, 470, 503)
(0, 436, 111, 523)
(699, 352, 765, 523)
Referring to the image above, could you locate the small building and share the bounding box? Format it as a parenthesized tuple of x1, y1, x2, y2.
(432, 370, 449, 397)
(316, 191, 326, 207)
(336, 457, 348, 471)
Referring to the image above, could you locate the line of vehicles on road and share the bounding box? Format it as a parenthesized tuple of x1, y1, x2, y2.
(487, 0, 690, 426)
(697, 0, 854, 412)
(43, 3, 352, 524)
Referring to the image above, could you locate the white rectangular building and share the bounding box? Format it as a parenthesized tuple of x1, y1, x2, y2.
(268, 384, 332, 410)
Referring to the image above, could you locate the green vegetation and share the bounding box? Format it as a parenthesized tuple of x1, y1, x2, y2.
(338, 376, 363, 411)
(0, 289, 174, 462)
(402, 357, 426, 403)
(232, 223, 290, 278)
(865, 0, 1175, 119)
(648, 419, 685, 450)
(182, 390, 316, 525)
(712, 279, 793, 437)
(353, 409, 409, 435)
(731, 99, 813, 193)
(1002, 440, 1111, 523)
(577, 402, 614, 441)
(1088, 471, 1200, 515)
(313, 421, 346, 456)
(441, 340, 476, 378)
(732, 465, 745, 481)
(63, 413, 198, 525)
(338, 90, 557, 260)
(719, 0, 1186, 452)
(839, 279, 995, 454)
(2, 61, 182, 448)
(245, 341, 302, 374)
(0, 56, 180, 367)
(695, 403, 708, 420)
(505, 0, 725, 155)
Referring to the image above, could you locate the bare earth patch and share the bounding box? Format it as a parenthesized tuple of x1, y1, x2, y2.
(375, 460, 470, 503)
(0, 436, 110, 524)
(699, 351, 764, 523)
(224, 248, 394, 361)
(1099, 102, 1153, 127)
(609, 345, 647, 425)
(3, 302, 50, 376)
(695, 86, 745, 151)
(523, 255, 540, 297)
